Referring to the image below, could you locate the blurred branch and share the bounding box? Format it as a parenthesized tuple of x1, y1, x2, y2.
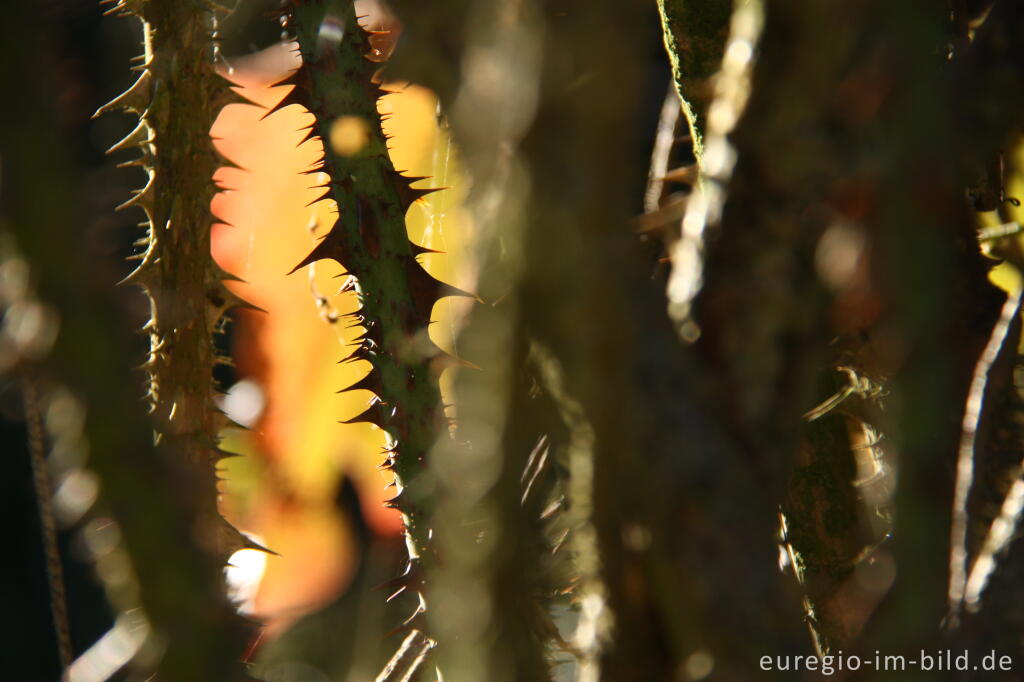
(669, 0, 892, 653)
(858, 1, 1005, 669)
(20, 372, 72, 672)
(0, 3, 251, 680)
(393, 0, 809, 678)
(382, 0, 469, 106)
(401, 1, 559, 678)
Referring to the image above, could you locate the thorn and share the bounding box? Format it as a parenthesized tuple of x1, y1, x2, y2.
(296, 124, 320, 147)
(383, 489, 407, 510)
(118, 257, 156, 288)
(382, 620, 414, 640)
(268, 64, 314, 94)
(431, 346, 481, 372)
(212, 86, 254, 110)
(340, 398, 383, 426)
(213, 144, 247, 171)
(116, 155, 151, 170)
(93, 69, 152, 118)
(341, 343, 375, 365)
(406, 259, 478, 321)
(392, 173, 446, 212)
(106, 118, 151, 155)
(212, 261, 246, 284)
(376, 560, 425, 594)
(342, 311, 365, 325)
(224, 526, 279, 556)
(339, 275, 358, 293)
(288, 223, 346, 274)
(401, 604, 426, 627)
(409, 241, 444, 257)
(304, 185, 333, 207)
(101, 0, 135, 17)
(221, 413, 255, 432)
(215, 448, 242, 461)
(218, 286, 268, 314)
(116, 173, 156, 212)
(260, 84, 307, 120)
(338, 369, 383, 395)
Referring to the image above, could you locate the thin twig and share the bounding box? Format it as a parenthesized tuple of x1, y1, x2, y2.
(23, 374, 73, 671)
(964, 472, 1024, 610)
(978, 222, 1022, 242)
(948, 288, 1023, 621)
(643, 84, 682, 215)
(374, 629, 434, 682)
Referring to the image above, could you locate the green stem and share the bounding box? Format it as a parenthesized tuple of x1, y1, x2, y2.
(278, 0, 469, 639)
(102, 0, 255, 562)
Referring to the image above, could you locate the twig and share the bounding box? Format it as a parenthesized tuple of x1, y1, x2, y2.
(23, 374, 73, 672)
(978, 222, 1023, 242)
(644, 84, 682, 215)
(374, 630, 434, 682)
(948, 287, 1023, 620)
(964, 471, 1024, 611)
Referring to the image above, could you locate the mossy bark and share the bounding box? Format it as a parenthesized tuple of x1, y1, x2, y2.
(656, 0, 731, 163)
